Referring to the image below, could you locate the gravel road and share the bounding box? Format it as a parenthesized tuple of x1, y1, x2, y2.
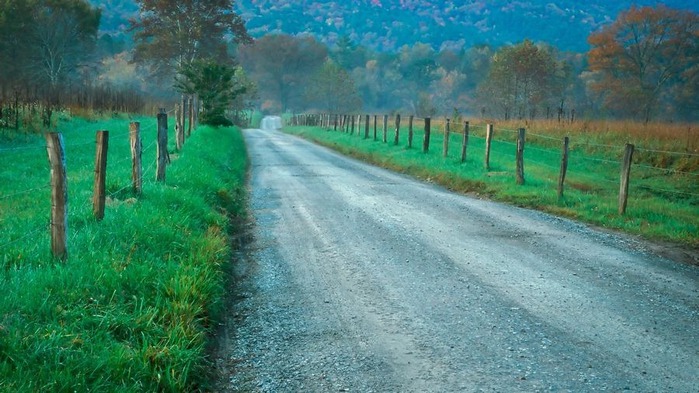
(213, 127, 699, 392)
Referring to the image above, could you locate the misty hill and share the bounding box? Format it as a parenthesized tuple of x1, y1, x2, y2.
(93, 0, 698, 53)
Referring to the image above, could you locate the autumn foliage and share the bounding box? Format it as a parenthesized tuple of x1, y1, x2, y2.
(587, 5, 699, 122)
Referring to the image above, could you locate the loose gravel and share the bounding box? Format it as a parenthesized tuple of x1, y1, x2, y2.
(212, 128, 699, 392)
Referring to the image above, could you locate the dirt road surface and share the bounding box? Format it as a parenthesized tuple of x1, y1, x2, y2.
(214, 127, 698, 392)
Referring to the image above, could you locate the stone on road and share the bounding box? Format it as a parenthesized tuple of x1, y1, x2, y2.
(214, 128, 699, 392)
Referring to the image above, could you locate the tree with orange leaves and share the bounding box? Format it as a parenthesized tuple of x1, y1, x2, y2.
(587, 5, 699, 122)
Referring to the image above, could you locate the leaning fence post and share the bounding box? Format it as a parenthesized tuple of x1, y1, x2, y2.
(156, 108, 169, 182)
(443, 118, 451, 157)
(45, 132, 68, 261)
(618, 143, 635, 215)
(558, 136, 569, 198)
(485, 123, 493, 170)
(460, 121, 469, 163)
(423, 117, 431, 153)
(408, 115, 414, 148)
(93, 130, 109, 221)
(516, 128, 526, 185)
(130, 122, 142, 195)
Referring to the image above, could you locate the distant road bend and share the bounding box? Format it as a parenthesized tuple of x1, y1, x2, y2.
(214, 119, 699, 392)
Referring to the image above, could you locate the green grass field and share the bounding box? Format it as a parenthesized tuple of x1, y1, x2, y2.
(284, 119, 698, 248)
(0, 114, 247, 391)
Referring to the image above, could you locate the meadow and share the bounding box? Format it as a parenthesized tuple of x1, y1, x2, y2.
(284, 116, 698, 248)
(0, 113, 247, 391)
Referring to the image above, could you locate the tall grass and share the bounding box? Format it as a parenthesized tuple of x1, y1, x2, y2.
(285, 118, 698, 247)
(0, 114, 247, 391)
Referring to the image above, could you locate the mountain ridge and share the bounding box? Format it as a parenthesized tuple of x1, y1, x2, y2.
(92, 0, 699, 53)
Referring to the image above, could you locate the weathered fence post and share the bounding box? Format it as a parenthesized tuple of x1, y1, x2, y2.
(180, 94, 187, 137)
(45, 132, 68, 261)
(394, 114, 401, 145)
(516, 128, 526, 185)
(423, 117, 431, 153)
(175, 104, 184, 150)
(187, 96, 193, 137)
(364, 114, 370, 139)
(350, 114, 355, 135)
(156, 109, 169, 182)
(443, 118, 450, 157)
(408, 115, 414, 148)
(192, 96, 199, 130)
(130, 122, 142, 195)
(382, 114, 388, 143)
(558, 136, 569, 198)
(618, 143, 635, 215)
(485, 123, 494, 170)
(460, 121, 469, 163)
(373, 115, 378, 141)
(92, 130, 109, 221)
(333, 114, 338, 131)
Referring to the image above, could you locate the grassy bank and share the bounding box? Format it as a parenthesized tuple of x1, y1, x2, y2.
(285, 122, 698, 248)
(0, 115, 247, 391)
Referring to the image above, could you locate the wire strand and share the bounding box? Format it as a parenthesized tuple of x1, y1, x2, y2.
(0, 186, 48, 200)
(635, 147, 699, 157)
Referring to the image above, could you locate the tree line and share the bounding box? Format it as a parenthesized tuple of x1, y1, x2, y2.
(238, 5, 699, 123)
(1, 2, 697, 129)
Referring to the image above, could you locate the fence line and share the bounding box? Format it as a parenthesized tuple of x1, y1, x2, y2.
(0, 101, 199, 261)
(289, 113, 698, 217)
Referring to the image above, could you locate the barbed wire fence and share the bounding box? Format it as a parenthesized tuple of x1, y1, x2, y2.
(0, 103, 199, 262)
(288, 113, 699, 218)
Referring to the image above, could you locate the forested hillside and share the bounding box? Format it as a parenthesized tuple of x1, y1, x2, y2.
(94, 0, 699, 52)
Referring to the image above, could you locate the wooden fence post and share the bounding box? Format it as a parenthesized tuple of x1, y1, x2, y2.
(485, 123, 494, 170)
(351, 114, 355, 135)
(558, 136, 569, 198)
(156, 109, 169, 182)
(180, 94, 187, 138)
(130, 122, 142, 195)
(373, 115, 378, 141)
(408, 115, 414, 148)
(516, 128, 526, 185)
(394, 114, 401, 145)
(92, 130, 109, 221)
(460, 121, 469, 163)
(187, 96, 193, 137)
(45, 132, 67, 261)
(423, 117, 431, 153)
(443, 118, 450, 157)
(618, 143, 635, 215)
(175, 104, 184, 150)
(364, 114, 370, 139)
(382, 114, 388, 143)
(192, 97, 198, 130)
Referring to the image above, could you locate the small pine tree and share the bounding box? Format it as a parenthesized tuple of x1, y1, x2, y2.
(175, 59, 250, 126)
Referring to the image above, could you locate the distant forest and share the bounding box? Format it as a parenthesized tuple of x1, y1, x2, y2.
(1, 0, 697, 126)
